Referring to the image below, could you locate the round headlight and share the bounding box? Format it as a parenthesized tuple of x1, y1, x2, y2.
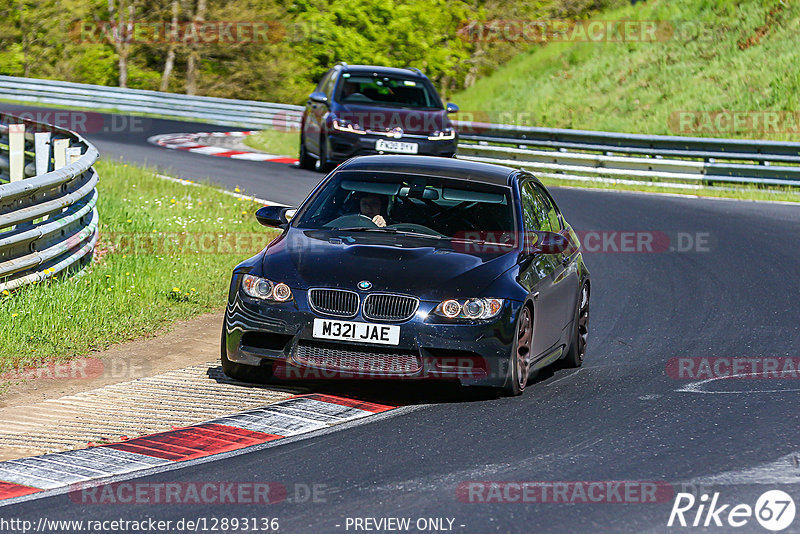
(441, 299, 461, 318)
(272, 282, 292, 302)
(464, 299, 485, 319)
(254, 278, 273, 298)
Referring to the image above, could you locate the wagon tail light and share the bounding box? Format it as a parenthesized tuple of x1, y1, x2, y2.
(432, 298, 504, 320)
(242, 274, 293, 302)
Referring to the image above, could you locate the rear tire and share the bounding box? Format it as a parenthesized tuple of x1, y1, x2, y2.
(298, 134, 316, 170)
(503, 305, 533, 396)
(220, 326, 272, 383)
(563, 283, 589, 368)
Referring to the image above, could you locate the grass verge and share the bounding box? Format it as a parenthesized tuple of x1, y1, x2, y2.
(0, 159, 278, 378)
(451, 0, 800, 141)
(242, 129, 299, 157)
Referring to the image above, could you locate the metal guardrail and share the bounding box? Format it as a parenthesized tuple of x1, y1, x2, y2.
(0, 112, 99, 292)
(452, 122, 800, 188)
(1, 75, 799, 188)
(0, 75, 303, 130)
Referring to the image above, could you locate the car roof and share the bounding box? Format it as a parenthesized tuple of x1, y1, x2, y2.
(335, 155, 519, 187)
(336, 64, 427, 79)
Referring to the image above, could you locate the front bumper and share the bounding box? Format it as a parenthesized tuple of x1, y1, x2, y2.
(326, 131, 457, 164)
(224, 287, 521, 388)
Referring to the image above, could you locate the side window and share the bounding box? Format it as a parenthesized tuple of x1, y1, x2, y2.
(541, 187, 562, 232)
(322, 71, 338, 98)
(532, 183, 561, 232)
(547, 208, 561, 232)
(522, 182, 552, 232)
(520, 183, 543, 232)
(315, 71, 331, 93)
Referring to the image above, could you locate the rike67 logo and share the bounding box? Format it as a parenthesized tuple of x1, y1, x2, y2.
(668, 490, 796, 531)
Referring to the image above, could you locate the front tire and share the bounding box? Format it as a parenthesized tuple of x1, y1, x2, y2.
(316, 135, 332, 173)
(563, 283, 589, 368)
(220, 326, 272, 383)
(298, 134, 316, 170)
(504, 305, 533, 396)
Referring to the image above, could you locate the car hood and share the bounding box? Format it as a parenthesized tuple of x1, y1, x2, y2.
(259, 229, 517, 300)
(337, 104, 450, 135)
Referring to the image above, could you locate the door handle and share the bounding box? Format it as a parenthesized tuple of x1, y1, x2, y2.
(532, 291, 540, 300)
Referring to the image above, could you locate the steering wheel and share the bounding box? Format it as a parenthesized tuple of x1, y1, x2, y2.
(323, 214, 378, 228)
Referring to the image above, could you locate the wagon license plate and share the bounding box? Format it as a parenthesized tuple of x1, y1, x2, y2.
(375, 139, 418, 154)
(312, 319, 400, 345)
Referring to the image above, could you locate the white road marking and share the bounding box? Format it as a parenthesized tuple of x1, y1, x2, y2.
(676, 372, 800, 394)
(154, 173, 289, 207)
(683, 451, 800, 486)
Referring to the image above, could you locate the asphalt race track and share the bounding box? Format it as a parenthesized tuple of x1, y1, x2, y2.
(3, 104, 800, 533)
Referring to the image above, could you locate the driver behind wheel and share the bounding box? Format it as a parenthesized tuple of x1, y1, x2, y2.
(358, 193, 389, 227)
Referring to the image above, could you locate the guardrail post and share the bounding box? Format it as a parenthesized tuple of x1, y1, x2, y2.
(66, 146, 82, 164)
(53, 138, 69, 169)
(34, 132, 52, 175)
(8, 123, 24, 182)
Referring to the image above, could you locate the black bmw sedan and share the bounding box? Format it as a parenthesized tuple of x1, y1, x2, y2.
(222, 156, 590, 395)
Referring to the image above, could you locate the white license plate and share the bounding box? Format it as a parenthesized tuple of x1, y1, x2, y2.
(375, 139, 418, 154)
(312, 319, 400, 345)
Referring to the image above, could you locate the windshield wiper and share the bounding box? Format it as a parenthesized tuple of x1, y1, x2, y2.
(334, 227, 447, 240)
(451, 237, 515, 248)
(333, 227, 514, 248)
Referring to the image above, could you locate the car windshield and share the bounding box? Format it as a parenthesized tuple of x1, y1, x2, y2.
(292, 171, 516, 246)
(337, 74, 441, 109)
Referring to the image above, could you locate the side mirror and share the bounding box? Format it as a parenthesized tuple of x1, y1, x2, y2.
(445, 102, 459, 113)
(309, 91, 328, 104)
(527, 231, 570, 255)
(255, 205, 293, 227)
